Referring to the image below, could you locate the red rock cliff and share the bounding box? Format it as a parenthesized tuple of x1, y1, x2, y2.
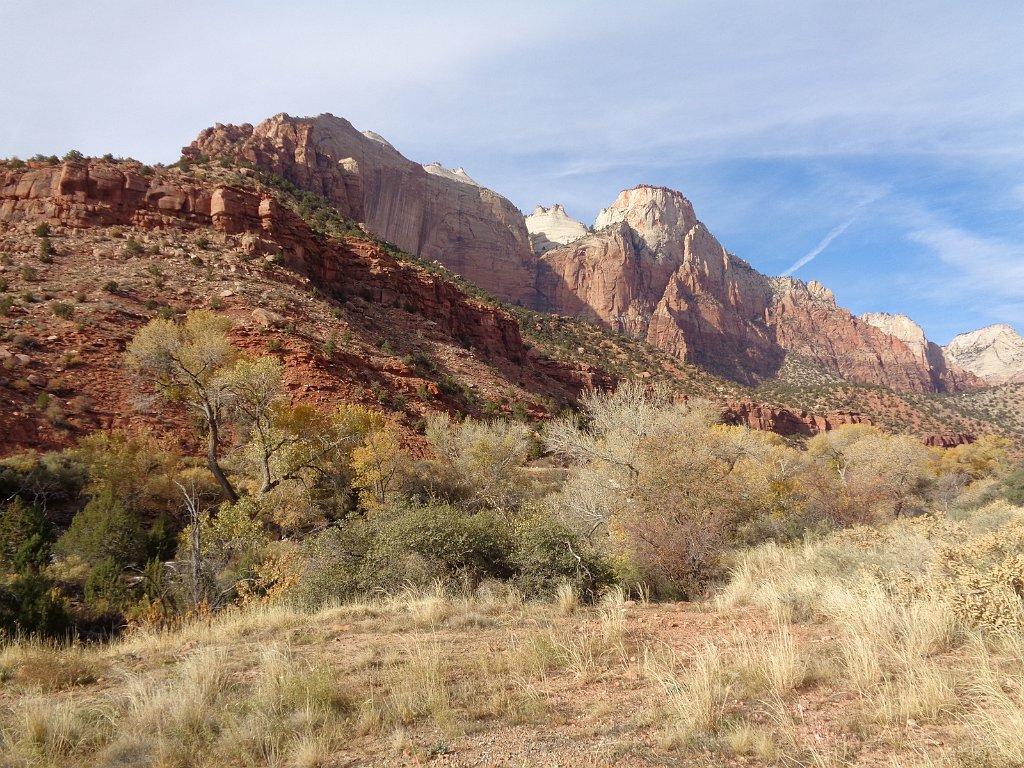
(538, 185, 979, 393)
(0, 161, 528, 364)
(185, 114, 538, 306)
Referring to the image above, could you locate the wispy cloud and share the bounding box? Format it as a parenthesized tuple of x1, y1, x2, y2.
(908, 222, 1024, 300)
(782, 192, 884, 276)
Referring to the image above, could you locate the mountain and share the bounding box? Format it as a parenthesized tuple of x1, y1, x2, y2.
(187, 117, 990, 396)
(525, 204, 588, 255)
(860, 311, 981, 391)
(185, 113, 538, 306)
(0, 155, 615, 455)
(944, 324, 1024, 385)
(536, 186, 981, 392)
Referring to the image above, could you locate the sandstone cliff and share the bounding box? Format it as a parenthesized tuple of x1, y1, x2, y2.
(538, 185, 972, 392)
(860, 312, 984, 390)
(525, 204, 588, 255)
(944, 324, 1024, 385)
(184, 114, 538, 305)
(0, 160, 528, 364)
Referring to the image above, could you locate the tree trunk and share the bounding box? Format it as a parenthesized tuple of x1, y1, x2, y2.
(207, 419, 238, 503)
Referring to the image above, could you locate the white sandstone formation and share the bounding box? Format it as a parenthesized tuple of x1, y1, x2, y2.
(944, 324, 1024, 385)
(525, 203, 588, 255)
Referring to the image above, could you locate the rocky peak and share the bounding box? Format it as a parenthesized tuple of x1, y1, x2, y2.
(769, 277, 837, 306)
(186, 113, 537, 305)
(422, 162, 480, 186)
(594, 185, 698, 253)
(525, 203, 588, 255)
(861, 312, 928, 357)
(944, 324, 1024, 385)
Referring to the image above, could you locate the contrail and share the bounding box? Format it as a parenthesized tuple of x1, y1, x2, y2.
(782, 192, 883, 277)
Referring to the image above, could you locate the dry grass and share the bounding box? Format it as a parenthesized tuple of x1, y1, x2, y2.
(3, 509, 1024, 765)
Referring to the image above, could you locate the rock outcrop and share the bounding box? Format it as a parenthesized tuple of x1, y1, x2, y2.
(185, 113, 538, 305)
(539, 185, 967, 392)
(922, 432, 975, 448)
(943, 324, 1024, 385)
(525, 204, 588, 255)
(721, 401, 869, 437)
(0, 160, 527, 364)
(860, 312, 984, 390)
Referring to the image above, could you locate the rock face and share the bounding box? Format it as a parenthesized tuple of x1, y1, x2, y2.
(538, 185, 971, 392)
(185, 113, 538, 305)
(944, 324, 1024, 385)
(721, 401, 869, 437)
(0, 160, 526, 363)
(525, 204, 588, 255)
(860, 312, 985, 390)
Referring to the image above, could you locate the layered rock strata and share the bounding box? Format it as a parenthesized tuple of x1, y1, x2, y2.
(185, 113, 538, 305)
(861, 312, 984, 390)
(0, 161, 525, 365)
(539, 185, 978, 392)
(943, 324, 1024, 385)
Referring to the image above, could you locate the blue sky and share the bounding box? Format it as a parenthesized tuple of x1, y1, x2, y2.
(3, 1, 1023, 343)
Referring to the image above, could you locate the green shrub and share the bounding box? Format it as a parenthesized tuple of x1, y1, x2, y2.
(33, 222, 50, 238)
(83, 556, 132, 613)
(51, 302, 74, 319)
(38, 237, 54, 261)
(56, 488, 145, 569)
(0, 497, 52, 573)
(510, 509, 613, 599)
(125, 238, 144, 255)
(0, 572, 69, 639)
(102, 280, 119, 294)
(294, 501, 612, 607)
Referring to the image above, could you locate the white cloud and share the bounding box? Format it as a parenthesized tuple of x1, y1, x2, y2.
(909, 222, 1024, 301)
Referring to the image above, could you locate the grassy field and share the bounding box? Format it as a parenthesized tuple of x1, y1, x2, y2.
(3, 503, 1024, 767)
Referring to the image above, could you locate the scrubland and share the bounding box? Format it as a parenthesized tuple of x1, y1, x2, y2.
(3, 380, 1024, 766)
(3, 501, 1024, 767)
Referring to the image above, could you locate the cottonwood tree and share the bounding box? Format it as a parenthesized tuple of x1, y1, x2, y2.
(126, 311, 240, 502)
(425, 413, 532, 513)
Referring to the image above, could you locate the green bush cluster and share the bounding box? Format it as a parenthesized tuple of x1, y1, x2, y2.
(295, 501, 611, 608)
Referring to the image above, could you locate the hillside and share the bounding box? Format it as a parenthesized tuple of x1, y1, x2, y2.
(0, 156, 601, 457)
(187, 116, 1009, 396)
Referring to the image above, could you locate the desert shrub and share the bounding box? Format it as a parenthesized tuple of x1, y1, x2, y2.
(0, 571, 69, 639)
(38, 236, 54, 261)
(83, 556, 133, 613)
(124, 238, 144, 255)
(424, 413, 533, 511)
(0, 452, 87, 515)
(510, 507, 613, 598)
(1002, 461, 1024, 506)
(176, 496, 269, 606)
(0, 497, 52, 573)
(55, 488, 145, 570)
(51, 301, 73, 319)
(871, 503, 1024, 632)
(294, 500, 613, 607)
(72, 431, 182, 518)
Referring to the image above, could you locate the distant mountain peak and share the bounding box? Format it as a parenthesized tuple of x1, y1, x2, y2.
(944, 324, 1024, 385)
(525, 203, 588, 255)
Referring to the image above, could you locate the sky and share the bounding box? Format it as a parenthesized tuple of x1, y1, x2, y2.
(3, 0, 1024, 344)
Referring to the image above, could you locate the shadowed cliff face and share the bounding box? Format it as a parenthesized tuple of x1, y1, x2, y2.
(185, 113, 538, 306)
(538, 185, 979, 392)
(184, 116, 984, 394)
